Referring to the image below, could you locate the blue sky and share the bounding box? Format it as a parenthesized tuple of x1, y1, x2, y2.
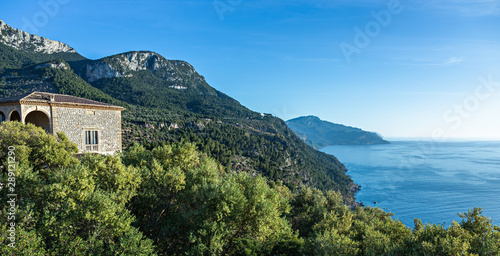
(1, 0, 499, 139)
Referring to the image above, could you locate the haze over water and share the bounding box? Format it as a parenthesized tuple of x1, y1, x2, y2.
(322, 140, 500, 228)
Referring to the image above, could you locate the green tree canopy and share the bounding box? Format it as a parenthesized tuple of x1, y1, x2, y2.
(1, 122, 499, 255)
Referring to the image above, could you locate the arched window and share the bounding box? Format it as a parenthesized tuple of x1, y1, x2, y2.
(10, 111, 21, 122)
(0, 112, 5, 123)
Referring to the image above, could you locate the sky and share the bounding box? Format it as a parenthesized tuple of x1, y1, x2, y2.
(1, 0, 499, 139)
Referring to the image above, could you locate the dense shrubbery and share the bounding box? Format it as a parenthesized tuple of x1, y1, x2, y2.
(0, 122, 154, 255)
(1, 122, 499, 255)
(123, 143, 299, 255)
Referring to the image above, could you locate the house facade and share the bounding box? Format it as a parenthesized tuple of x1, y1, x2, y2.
(0, 92, 125, 155)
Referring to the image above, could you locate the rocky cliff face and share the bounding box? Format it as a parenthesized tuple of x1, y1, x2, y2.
(82, 60, 124, 83)
(0, 19, 76, 54)
(35, 61, 70, 70)
(80, 51, 204, 84)
(109, 51, 172, 72)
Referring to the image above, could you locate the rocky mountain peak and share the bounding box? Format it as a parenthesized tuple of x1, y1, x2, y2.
(81, 51, 201, 83)
(0, 19, 76, 54)
(111, 51, 169, 71)
(106, 51, 196, 73)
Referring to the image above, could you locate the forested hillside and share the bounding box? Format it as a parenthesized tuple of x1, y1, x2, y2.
(0, 43, 85, 71)
(287, 116, 389, 149)
(0, 23, 356, 200)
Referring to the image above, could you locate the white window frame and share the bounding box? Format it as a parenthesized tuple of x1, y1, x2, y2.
(84, 130, 99, 152)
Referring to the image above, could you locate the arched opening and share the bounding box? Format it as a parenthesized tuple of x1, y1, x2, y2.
(25, 111, 50, 132)
(0, 112, 5, 123)
(10, 111, 21, 122)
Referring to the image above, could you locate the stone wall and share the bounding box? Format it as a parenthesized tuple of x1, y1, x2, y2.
(0, 103, 122, 154)
(0, 105, 23, 122)
(53, 106, 122, 154)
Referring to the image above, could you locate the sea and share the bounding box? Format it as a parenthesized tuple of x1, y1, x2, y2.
(321, 140, 500, 228)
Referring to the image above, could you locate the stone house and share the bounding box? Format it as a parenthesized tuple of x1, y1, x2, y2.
(0, 92, 125, 154)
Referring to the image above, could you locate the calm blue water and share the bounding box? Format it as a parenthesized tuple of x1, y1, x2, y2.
(322, 140, 500, 228)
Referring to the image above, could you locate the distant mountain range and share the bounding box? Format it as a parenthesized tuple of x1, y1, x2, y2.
(287, 116, 389, 149)
(0, 19, 357, 201)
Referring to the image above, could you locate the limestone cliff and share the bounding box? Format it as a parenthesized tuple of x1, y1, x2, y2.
(80, 51, 204, 84)
(35, 61, 70, 70)
(0, 19, 75, 54)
